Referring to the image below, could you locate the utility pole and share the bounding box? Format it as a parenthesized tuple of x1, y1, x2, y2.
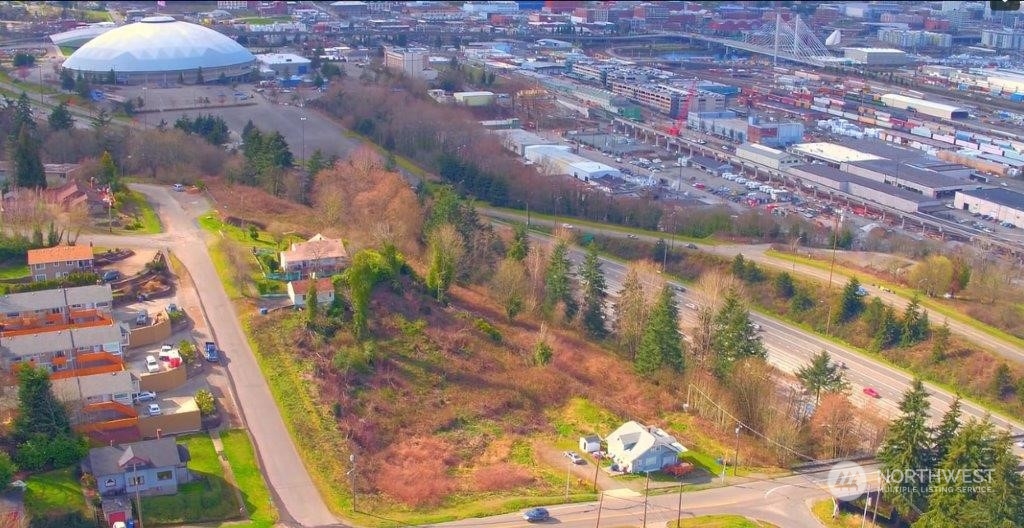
(347, 454, 357, 512)
(641, 471, 650, 527)
(595, 492, 604, 528)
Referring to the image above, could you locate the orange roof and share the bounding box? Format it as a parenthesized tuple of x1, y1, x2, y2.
(290, 277, 334, 295)
(27, 245, 94, 266)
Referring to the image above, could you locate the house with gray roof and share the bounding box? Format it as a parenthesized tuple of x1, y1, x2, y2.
(605, 421, 686, 474)
(84, 437, 191, 497)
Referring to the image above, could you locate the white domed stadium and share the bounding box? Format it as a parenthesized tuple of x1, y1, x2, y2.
(62, 16, 255, 84)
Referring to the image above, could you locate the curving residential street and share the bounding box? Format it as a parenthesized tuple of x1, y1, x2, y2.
(79, 184, 341, 528)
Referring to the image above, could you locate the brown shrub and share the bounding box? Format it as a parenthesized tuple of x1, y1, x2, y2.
(471, 463, 534, 492)
(373, 437, 458, 508)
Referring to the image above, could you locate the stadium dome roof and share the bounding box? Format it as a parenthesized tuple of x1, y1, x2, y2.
(62, 16, 254, 74)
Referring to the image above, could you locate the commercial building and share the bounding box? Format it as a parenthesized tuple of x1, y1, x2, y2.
(329, 1, 370, 17)
(610, 82, 725, 118)
(524, 145, 621, 181)
(877, 28, 952, 49)
(953, 188, 1024, 226)
(255, 53, 311, 78)
(62, 16, 256, 84)
(842, 47, 909, 66)
(462, 1, 519, 16)
(879, 93, 969, 120)
(981, 28, 1024, 51)
(687, 111, 748, 142)
(493, 129, 556, 156)
(28, 244, 95, 281)
(736, 144, 801, 173)
(383, 47, 435, 80)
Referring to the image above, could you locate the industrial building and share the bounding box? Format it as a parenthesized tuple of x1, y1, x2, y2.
(610, 82, 725, 118)
(61, 16, 256, 84)
(785, 163, 944, 213)
(686, 111, 747, 142)
(746, 116, 804, 147)
(383, 47, 436, 80)
(493, 129, 555, 156)
(255, 53, 311, 78)
(791, 142, 882, 164)
(453, 91, 496, 106)
(880, 94, 969, 120)
(842, 47, 908, 66)
(524, 145, 621, 181)
(953, 188, 1024, 226)
(736, 143, 801, 174)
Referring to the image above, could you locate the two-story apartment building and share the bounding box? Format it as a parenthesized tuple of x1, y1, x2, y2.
(27, 244, 95, 281)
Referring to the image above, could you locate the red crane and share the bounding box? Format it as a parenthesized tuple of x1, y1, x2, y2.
(667, 78, 700, 136)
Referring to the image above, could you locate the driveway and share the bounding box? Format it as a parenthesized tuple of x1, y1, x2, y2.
(79, 184, 339, 527)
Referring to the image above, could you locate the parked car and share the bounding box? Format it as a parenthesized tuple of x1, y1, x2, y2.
(145, 355, 160, 373)
(748, 322, 762, 332)
(147, 403, 162, 416)
(102, 270, 120, 282)
(133, 391, 157, 403)
(523, 507, 550, 522)
(172, 183, 185, 192)
(135, 312, 149, 326)
(204, 341, 220, 362)
(685, 302, 698, 310)
(564, 451, 585, 464)
(686, 243, 698, 250)
(626, 234, 638, 239)
(863, 387, 881, 399)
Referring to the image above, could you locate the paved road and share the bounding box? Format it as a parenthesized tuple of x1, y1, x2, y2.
(436, 465, 862, 528)
(80, 184, 340, 528)
(515, 218, 1024, 438)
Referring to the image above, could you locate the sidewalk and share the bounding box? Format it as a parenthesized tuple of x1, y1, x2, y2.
(210, 429, 248, 519)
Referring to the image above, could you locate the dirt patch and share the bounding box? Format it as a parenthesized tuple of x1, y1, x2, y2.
(100, 249, 158, 276)
(204, 178, 326, 237)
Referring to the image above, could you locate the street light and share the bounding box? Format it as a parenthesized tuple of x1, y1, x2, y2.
(733, 425, 741, 476)
(347, 454, 357, 512)
(299, 115, 308, 165)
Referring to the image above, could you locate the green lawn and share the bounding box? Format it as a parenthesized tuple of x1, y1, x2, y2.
(0, 263, 28, 280)
(24, 468, 88, 518)
(117, 190, 162, 234)
(810, 499, 883, 528)
(219, 429, 277, 528)
(670, 514, 781, 527)
(141, 433, 241, 525)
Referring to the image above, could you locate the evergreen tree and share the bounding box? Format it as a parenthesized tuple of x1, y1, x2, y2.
(11, 127, 45, 189)
(931, 396, 960, 465)
(878, 378, 934, 520)
(13, 365, 72, 441)
(75, 71, 90, 98)
(710, 289, 766, 379)
(305, 280, 319, 322)
(506, 222, 529, 261)
(872, 304, 902, 350)
(13, 92, 34, 133)
(634, 284, 684, 375)
(838, 277, 865, 321)
(790, 287, 814, 312)
(579, 243, 608, 339)
(931, 321, 951, 362)
(773, 271, 795, 298)
(105, 68, 115, 84)
(900, 297, 929, 347)
(91, 108, 111, 129)
(991, 363, 1014, 399)
(60, 68, 74, 91)
(543, 240, 577, 320)
(97, 151, 119, 190)
(796, 350, 850, 404)
(47, 101, 74, 131)
(306, 148, 327, 176)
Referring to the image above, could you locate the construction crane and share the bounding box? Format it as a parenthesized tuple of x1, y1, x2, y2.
(667, 78, 700, 136)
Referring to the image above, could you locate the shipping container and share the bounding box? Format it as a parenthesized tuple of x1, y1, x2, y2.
(934, 134, 956, 143)
(876, 112, 890, 120)
(955, 131, 973, 141)
(813, 97, 830, 106)
(911, 127, 933, 138)
(862, 117, 877, 126)
(811, 105, 827, 112)
(877, 120, 893, 129)
(1012, 93, 1024, 103)
(981, 144, 1003, 155)
(843, 112, 859, 119)
(909, 119, 924, 127)
(828, 108, 843, 117)
(830, 98, 844, 107)
(1006, 150, 1024, 162)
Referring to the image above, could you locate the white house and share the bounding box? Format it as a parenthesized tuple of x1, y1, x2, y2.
(605, 421, 686, 473)
(579, 434, 602, 453)
(287, 278, 335, 308)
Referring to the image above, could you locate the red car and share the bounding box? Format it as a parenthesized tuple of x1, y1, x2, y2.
(863, 387, 881, 399)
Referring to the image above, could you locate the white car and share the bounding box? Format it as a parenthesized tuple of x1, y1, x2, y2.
(147, 403, 162, 416)
(145, 355, 160, 373)
(685, 302, 698, 310)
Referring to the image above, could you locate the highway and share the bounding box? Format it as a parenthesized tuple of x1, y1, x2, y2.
(500, 212, 1024, 439)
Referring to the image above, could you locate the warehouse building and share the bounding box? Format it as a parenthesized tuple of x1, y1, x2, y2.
(493, 128, 555, 157)
(746, 116, 804, 147)
(841, 158, 966, 198)
(453, 91, 496, 106)
(524, 145, 621, 180)
(953, 188, 1024, 226)
(842, 47, 909, 66)
(255, 53, 311, 78)
(791, 142, 882, 165)
(785, 163, 944, 212)
(880, 93, 969, 120)
(383, 46, 435, 80)
(736, 144, 801, 174)
(610, 82, 725, 118)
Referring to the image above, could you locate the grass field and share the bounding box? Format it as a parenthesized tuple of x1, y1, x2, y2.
(219, 429, 277, 528)
(24, 468, 88, 518)
(0, 263, 28, 280)
(141, 433, 241, 525)
(117, 190, 162, 234)
(810, 499, 883, 528)
(670, 514, 781, 527)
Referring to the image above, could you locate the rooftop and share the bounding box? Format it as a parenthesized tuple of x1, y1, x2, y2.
(848, 159, 967, 189)
(86, 437, 189, 477)
(289, 277, 333, 295)
(791, 142, 882, 163)
(737, 143, 793, 161)
(27, 245, 94, 266)
(0, 284, 112, 314)
(960, 187, 1024, 210)
(788, 163, 939, 202)
(0, 322, 123, 358)
(282, 234, 347, 263)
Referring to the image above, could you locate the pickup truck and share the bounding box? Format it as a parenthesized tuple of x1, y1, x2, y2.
(203, 341, 220, 362)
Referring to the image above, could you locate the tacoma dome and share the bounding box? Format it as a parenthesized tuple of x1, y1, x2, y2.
(62, 16, 255, 84)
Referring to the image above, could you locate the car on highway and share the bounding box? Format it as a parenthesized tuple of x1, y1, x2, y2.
(749, 322, 762, 332)
(147, 403, 163, 416)
(562, 223, 575, 230)
(626, 234, 638, 239)
(564, 451, 585, 464)
(523, 507, 550, 522)
(686, 243, 698, 249)
(863, 387, 881, 399)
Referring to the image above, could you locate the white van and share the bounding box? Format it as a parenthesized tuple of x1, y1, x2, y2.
(735, 177, 748, 185)
(746, 180, 761, 190)
(723, 173, 737, 181)
(759, 184, 774, 193)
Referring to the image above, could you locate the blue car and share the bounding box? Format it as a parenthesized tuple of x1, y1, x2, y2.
(522, 507, 550, 522)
